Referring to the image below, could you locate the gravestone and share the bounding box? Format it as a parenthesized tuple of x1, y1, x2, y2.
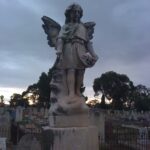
(137, 127, 149, 144)
(33, 108, 37, 115)
(16, 134, 41, 150)
(0, 137, 6, 150)
(15, 106, 24, 122)
(90, 111, 105, 142)
(0, 108, 4, 114)
(44, 108, 49, 118)
(0, 111, 11, 140)
(40, 108, 44, 116)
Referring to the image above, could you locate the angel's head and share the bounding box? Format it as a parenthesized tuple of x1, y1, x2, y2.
(65, 3, 83, 23)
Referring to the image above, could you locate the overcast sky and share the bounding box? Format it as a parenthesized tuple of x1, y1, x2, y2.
(0, 0, 150, 100)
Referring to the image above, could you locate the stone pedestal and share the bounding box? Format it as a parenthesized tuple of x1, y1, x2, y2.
(43, 115, 99, 150)
(49, 114, 89, 127)
(42, 126, 99, 150)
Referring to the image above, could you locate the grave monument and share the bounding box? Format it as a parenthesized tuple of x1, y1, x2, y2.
(42, 3, 99, 150)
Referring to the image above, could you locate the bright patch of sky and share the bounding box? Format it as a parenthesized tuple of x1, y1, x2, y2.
(0, 87, 25, 104)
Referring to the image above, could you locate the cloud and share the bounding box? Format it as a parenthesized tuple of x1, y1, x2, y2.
(0, 0, 150, 99)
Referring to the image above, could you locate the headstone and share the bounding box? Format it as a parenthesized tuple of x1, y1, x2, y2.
(137, 127, 149, 145)
(27, 107, 32, 116)
(0, 137, 6, 150)
(0, 114, 10, 126)
(44, 109, 49, 118)
(15, 106, 24, 122)
(33, 108, 37, 115)
(0, 110, 11, 140)
(40, 108, 44, 116)
(0, 108, 4, 115)
(9, 108, 16, 121)
(17, 134, 41, 150)
(90, 111, 105, 142)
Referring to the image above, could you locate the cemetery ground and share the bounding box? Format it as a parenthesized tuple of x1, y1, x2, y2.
(1, 106, 150, 150)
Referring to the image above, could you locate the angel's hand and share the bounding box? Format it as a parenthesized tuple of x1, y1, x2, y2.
(56, 51, 62, 56)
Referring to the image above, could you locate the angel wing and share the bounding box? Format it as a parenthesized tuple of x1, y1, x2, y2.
(42, 16, 61, 47)
(84, 22, 96, 40)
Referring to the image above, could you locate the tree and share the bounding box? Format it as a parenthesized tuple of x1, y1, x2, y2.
(22, 67, 86, 108)
(37, 72, 50, 107)
(10, 93, 29, 107)
(132, 84, 150, 111)
(22, 84, 39, 105)
(93, 71, 134, 110)
(135, 84, 150, 97)
(0, 95, 5, 107)
(22, 68, 54, 107)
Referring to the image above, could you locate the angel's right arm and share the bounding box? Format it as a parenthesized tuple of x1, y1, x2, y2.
(56, 38, 64, 56)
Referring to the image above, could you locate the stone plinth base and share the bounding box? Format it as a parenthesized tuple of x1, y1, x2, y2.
(42, 126, 99, 150)
(49, 115, 89, 127)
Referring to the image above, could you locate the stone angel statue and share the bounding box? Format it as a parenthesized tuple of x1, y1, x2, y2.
(42, 3, 98, 115)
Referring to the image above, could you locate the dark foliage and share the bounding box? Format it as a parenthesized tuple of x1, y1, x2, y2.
(93, 71, 134, 110)
(10, 93, 29, 107)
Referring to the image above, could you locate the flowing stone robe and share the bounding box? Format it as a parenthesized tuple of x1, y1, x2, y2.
(57, 23, 88, 69)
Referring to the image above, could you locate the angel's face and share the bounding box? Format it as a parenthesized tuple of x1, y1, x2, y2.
(70, 9, 81, 23)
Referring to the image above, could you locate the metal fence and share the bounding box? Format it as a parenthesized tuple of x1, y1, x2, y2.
(0, 126, 10, 140)
(99, 123, 150, 150)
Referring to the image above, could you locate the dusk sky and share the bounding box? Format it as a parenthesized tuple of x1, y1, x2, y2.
(0, 0, 150, 102)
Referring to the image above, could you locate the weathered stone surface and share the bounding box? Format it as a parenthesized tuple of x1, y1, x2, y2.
(41, 4, 99, 150)
(0, 137, 6, 150)
(42, 126, 99, 150)
(49, 114, 89, 127)
(42, 3, 98, 115)
(16, 134, 41, 150)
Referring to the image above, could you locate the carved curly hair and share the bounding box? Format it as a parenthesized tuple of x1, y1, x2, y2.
(65, 3, 83, 23)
